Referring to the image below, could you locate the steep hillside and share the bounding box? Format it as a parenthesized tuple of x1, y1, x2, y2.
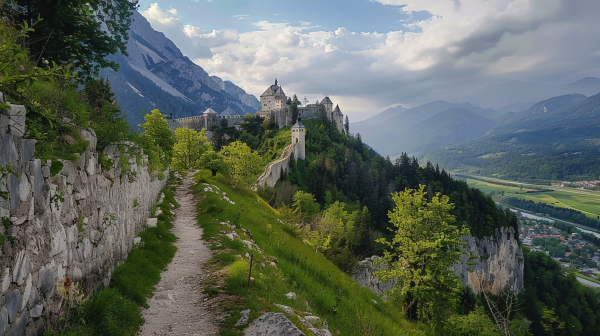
(101, 11, 259, 127)
(423, 92, 600, 182)
(351, 104, 406, 126)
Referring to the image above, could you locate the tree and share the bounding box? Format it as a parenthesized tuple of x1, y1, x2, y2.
(171, 128, 210, 172)
(219, 141, 263, 187)
(139, 109, 175, 158)
(344, 115, 350, 134)
(375, 185, 470, 327)
(444, 306, 503, 336)
(199, 149, 227, 176)
(292, 190, 320, 223)
(83, 77, 131, 151)
(1, 0, 138, 78)
(541, 308, 566, 336)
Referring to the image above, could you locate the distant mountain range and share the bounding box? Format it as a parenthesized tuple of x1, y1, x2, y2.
(423, 93, 600, 182)
(458, 77, 600, 111)
(101, 11, 259, 127)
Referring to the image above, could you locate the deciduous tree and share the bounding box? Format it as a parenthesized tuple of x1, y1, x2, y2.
(375, 185, 470, 327)
(171, 128, 210, 172)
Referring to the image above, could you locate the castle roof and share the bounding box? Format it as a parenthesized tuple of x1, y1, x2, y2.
(333, 104, 341, 112)
(203, 108, 218, 115)
(320, 97, 333, 105)
(292, 120, 305, 128)
(261, 80, 285, 97)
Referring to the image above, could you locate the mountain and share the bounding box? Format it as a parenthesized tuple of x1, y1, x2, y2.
(459, 77, 600, 110)
(351, 104, 407, 126)
(394, 108, 496, 154)
(101, 11, 259, 127)
(351, 100, 498, 156)
(423, 92, 600, 182)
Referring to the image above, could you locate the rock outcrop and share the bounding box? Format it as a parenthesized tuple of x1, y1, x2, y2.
(352, 227, 524, 296)
(0, 103, 167, 334)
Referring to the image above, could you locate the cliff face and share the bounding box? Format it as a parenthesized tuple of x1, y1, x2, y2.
(352, 227, 524, 296)
(454, 227, 524, 295)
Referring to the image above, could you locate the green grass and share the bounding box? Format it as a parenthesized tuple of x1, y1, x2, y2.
(50, 175, 180, 336)
(466, 177, 600, 219)
(192, 169, 432, 336)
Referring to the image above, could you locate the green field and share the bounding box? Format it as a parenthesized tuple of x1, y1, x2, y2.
(464, 176, 600, 219)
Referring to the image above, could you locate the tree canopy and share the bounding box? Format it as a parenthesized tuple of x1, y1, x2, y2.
(1, 0, 138, 78)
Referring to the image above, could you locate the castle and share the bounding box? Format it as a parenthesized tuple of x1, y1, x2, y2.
(166, 80, 344, 135)
(256, 80, 345, 132)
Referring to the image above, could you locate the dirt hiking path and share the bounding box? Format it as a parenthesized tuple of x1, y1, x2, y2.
(138, 175, 219, 336)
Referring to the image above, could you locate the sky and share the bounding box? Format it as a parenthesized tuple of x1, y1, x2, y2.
(138, 0, 600, 121)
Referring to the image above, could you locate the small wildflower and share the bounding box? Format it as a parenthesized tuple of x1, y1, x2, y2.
(102, 116, 106, 119)
(99, 99, 103, 102)
(80, 96, 85, 100)
(90, 122, 95, 125)
(94, 107, 99, 110)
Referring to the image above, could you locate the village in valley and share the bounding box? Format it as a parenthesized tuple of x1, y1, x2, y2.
(516, 211, 600, 281)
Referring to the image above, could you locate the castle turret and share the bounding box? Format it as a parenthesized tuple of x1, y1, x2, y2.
(320, 96, 334, 114)
(291, 118, 306, 161)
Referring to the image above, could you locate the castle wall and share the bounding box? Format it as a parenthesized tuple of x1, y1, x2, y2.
(0, 103, 168, 334)
(255, 144, 297, 188)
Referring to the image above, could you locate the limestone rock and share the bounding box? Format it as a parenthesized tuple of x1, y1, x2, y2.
(285, 292, 297, 300)
(308, 328, 332, 336)
(13, 252, 32, 286)
(21, 275, 31, 311)
(19, 139, 36, 164)
(304, 316, 320, 324)
(6, 289, 20, 322)
(147, 218, 157, 228)
(244, 312, 304, 336)
(6, 309, 28, 336)
(1, 269, 10, 294)
(50, 225, 68, 256)
(0, 307, 7, 335)
(0, 136, 18, 167)
(38, 267, 56, 299)
(235, 309, 251, 326)
(30, 304, 43, 318)
(274, 304, 294, 315)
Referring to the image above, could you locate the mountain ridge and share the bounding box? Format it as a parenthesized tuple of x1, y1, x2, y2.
(101, 11, 259, 127)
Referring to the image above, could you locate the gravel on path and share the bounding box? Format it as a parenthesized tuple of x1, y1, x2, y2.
(138, 175, 219, 336)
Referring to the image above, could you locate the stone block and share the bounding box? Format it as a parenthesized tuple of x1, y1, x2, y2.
(32, 159, 42, 195)
(6, 290, 20, 323)
(13, 252, 31, 286)
(6, 104, 26, 138)
(41, 165, 49, 179)
(19, 139, 36, 164)
(50, 226, 67, 256)
(8, 173, 19, 210)
(29, 304, 43, 318)
(0, 307, 6, 335)
(22, 275, 31, 311)
(6, 309, 28, 336)
(1, 269, 10, 294)
(86, 155, 96, 176)
(38, 267, 56, 299)
(27, 287, 38, 308)
(19, 173, 31, 202)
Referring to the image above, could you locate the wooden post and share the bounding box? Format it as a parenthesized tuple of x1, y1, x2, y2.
(247, 254, 253, 287)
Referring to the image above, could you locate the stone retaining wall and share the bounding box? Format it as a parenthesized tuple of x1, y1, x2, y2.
(0, 102, 167, 335)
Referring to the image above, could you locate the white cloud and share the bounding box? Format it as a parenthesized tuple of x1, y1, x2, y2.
(140, 1, 600, 120)
(142, 3, 181, 26)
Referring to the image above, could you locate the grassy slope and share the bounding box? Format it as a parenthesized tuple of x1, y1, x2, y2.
(466, 178, 600, 219)
(192, 170, 432, 336)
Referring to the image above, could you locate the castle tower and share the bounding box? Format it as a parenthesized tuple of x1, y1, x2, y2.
(320, 96, 334, 114)
(291, 119, 306, 161)
(203, 108, 218, 129)
(333, 104, 344, 133)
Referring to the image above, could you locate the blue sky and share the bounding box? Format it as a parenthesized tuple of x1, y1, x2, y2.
(138, 0, 600, 121)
